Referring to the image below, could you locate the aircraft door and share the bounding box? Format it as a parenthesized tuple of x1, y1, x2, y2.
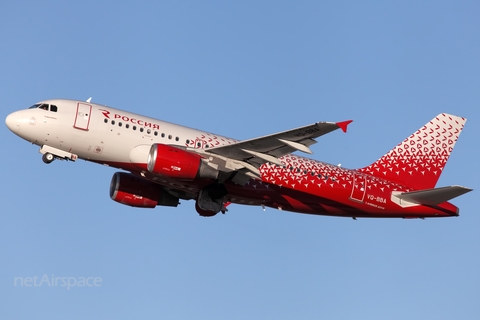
(74, 103, 92, 131)
(350, 174, 366, 202)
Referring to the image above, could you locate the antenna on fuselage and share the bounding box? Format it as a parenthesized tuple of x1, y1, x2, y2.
(86, 97, 92, 103)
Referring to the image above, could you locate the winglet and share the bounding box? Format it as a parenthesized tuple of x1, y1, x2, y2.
(336, 120, 353, 133)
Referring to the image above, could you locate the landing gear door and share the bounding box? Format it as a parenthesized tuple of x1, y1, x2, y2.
(74, 103, 92, 131)
(350, 174, 367, 203)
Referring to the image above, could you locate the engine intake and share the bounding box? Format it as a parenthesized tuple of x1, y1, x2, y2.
(110, 172, 179, 208)
(147, 144, 218, 180)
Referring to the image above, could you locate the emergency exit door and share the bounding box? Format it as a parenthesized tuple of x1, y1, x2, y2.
(350, 174, 367, 202)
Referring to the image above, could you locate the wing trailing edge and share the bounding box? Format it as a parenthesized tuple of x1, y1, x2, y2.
(277, 139, 313, 154)
(241, 149, 284, 166)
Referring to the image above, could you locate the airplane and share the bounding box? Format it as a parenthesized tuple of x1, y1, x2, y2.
(5, 98, 472, 219)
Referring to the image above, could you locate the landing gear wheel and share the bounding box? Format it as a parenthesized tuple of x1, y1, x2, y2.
(42, 153, 55, 164)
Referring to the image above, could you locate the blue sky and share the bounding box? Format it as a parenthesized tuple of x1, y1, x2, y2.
(1, 1, 479, 319)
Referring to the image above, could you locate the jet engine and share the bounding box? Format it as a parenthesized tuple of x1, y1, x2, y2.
(147, 143, 218, 180)
(110, 172, 179, 208)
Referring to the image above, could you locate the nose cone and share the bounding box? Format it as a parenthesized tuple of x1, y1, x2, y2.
(5, 110, 24, 134)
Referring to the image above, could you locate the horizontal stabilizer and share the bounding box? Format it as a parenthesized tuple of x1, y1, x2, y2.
(395, 186, 472, 206)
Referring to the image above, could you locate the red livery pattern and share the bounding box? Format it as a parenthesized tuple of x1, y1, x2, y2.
(5, 99, 472, 219)
(188, 132, 238, 149)
(360, 113, 465, 190)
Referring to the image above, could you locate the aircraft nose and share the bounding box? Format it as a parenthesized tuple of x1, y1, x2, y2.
(5, 110, 24, 134)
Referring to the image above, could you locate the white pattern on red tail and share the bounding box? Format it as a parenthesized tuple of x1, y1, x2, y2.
(359, 113, 466, 190)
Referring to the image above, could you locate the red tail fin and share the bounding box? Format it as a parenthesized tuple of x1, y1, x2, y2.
(359, 113, 467, 190)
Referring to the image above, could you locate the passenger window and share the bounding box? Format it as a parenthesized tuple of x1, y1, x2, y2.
(175, 137, 179, 141)
(140, 128, 144, 132)
(168, 135, 172, 139)
(161, 133, 165, 138)
(118, 122, 122, 127)
(147, 129, 151, 134)
(154, 131, 158, 136)
(126, 124, 130, 129)
(50, 105, 58, 112)
(111, 120, 115, 125)
(104, 119, 108, 123)
(133, 126, 137, 131)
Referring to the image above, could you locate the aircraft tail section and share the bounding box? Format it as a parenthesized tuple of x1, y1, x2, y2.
(359, 113, 467, 190)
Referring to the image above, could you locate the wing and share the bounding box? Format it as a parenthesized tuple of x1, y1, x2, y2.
(190, 120, 352, 184)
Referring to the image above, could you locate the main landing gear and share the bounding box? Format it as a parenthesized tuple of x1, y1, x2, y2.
(42, 153, 55, 164)
(195, 182, 228, 217)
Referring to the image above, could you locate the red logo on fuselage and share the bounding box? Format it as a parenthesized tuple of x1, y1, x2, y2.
(99, 109, 160, 130)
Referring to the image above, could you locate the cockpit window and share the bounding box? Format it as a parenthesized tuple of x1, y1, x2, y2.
(28, 103, 58, 112)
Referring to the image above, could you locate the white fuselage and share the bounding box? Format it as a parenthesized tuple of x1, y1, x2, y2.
(8, 99, 237, 166)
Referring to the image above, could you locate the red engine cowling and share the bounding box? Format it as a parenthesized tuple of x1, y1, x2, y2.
(109, 172, 179, 208)
(147, 144, 218, 180)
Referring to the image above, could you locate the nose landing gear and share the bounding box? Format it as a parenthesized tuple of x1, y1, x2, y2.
(39, 145, 78, 164)
(42, 153, 55, 164)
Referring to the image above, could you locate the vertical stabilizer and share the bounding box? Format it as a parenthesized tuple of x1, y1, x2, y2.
(359, 113, 466, 190)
